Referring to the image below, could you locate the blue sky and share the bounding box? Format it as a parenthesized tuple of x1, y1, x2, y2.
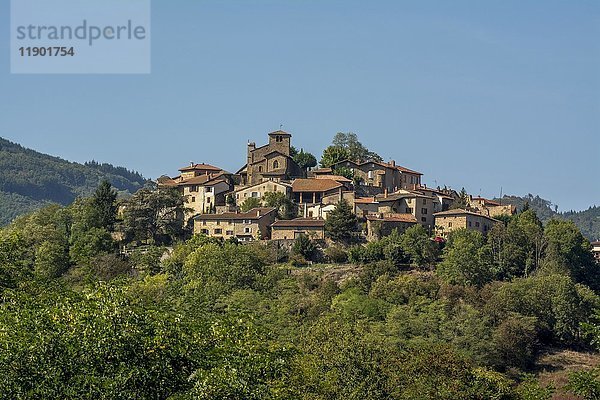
(1, 0, 598, 211)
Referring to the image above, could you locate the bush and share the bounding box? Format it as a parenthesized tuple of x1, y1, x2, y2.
(324, 245, 348, 264)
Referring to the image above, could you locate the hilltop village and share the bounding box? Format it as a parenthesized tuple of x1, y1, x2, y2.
(156, 130, 516, 243)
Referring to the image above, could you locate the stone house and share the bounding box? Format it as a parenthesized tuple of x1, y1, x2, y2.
(354, 191, 436, 231)
(365, 213, 417, 241)
(469, 197, 516, 218)
(157, 163, 233, 221)
(292, 178, 355, 219)
(234, 181, 292, 204)
(433, 209, 500, 238)
(270, 218, 326, 240)
(193, 207, 277, 241)
(237, 130, 303, 185)
(329, 159, 422, 192)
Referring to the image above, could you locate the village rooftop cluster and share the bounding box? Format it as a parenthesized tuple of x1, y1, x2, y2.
(157, 130, 517, 243)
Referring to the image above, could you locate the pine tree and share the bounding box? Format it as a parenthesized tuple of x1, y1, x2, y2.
(91, 180, 118, 231)
(325, 200, 358, 243)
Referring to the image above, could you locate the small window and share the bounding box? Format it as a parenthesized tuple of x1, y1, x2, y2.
(475, 222, 480, 227)
(448, 222, 453, 227)
(206, 187, 213, 193)
(405, 207, 413, 213)
(258, 166, 263, 172)
(421, 208, 427, 214)
(216, 221, 220, 225)
(245, 227, 252, 233)
(273, 160, 279, 169)
(214, 229, 222, 234)
(202, 221, 207, 226)
(206, 198, 211, 203)
(368, 171, 373, 179)
(200, 229, 209, 234)
(421, 217, 427, 222)
(422, 199, 426, 205)
(226, 230, 234, 235)
(251, 192, 259, 198)
(468, 221, 472, 227)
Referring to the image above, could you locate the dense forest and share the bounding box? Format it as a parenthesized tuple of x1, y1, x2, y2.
(0, 137, 150, 225)
(495, 195, 600, 241)
(0, 182, 599, 399)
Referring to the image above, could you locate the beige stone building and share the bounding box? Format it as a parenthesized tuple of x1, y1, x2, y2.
(157, 163, 233, 221)
(237, 130, 303, 185)
(193, 207, 277, 241)
(469, 197, 516, 218)
(234, 181, 292, 204)
(329, 159, 422, 192)
(270, 218, 326, 240)
(354, 191, 436, 231)
(292, 178, 355, 219)
(433, 209, 500, 238)
(365, 213, 417, 241)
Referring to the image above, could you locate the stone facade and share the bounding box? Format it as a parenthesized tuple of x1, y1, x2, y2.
(234, 181, 292, 204)
(433, 209, 499, 238)
(270, 218, 325, 240)
(330, 160, 422, 192)
(194, 207, 277, 241)
(365, 213, 417, 241)
(242, 130, 303, 185)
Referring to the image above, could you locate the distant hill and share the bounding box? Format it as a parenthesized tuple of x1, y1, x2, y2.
(495, 194, 600, 241)
(0, 137, 151, 225)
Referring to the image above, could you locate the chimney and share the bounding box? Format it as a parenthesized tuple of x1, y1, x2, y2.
(256, 210, 261, 217)
(190, 161, 194, 167)
(384, 188, 388, 198)
(390, 160, 395, 167)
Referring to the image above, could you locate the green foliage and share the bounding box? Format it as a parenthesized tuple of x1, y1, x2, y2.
(490, 314, 538, 370)
(122, 187, 187, 244)
(565, 368, 600, 400)
(90, 180, 118, 231)
(542, 219, 598, 289)
(400, 225, 438, 268)
(320, 132, 382, 167)
(292, 234, 319, 262)
(262, 192, 297, 219)
(437, 229, 494, 287)
(292, 148, 318, 171)
(240, 197, 263, 212)
(0, 283, 201, 399)
(325, 200, 358, 243)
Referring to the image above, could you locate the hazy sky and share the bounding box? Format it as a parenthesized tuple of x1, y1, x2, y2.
(1, 0, 599, 211)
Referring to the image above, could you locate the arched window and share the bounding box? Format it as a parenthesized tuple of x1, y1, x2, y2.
(258, 166, 263, 172)
(273, 160, 279, 169)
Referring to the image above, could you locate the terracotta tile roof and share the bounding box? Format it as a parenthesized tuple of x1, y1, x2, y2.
(179, 163, 223, 172)
(332, 159, 423, 176)
(157, 175, 178, 187)
(233, 181, 291, 193)
(194, 207, 276, 221)
(471, 197, 502, 206)
(176, 172, 230, 187)
(271, 218, 325, 228)
(311, 168, 333, 174)
(433, 209, 500, 222)
(354, 197, 378, 204)
(268, 130, 291, 137)
(367, 213, 417, 223)
(292, 179, 342, 192)
(314, 174, 352, 183)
